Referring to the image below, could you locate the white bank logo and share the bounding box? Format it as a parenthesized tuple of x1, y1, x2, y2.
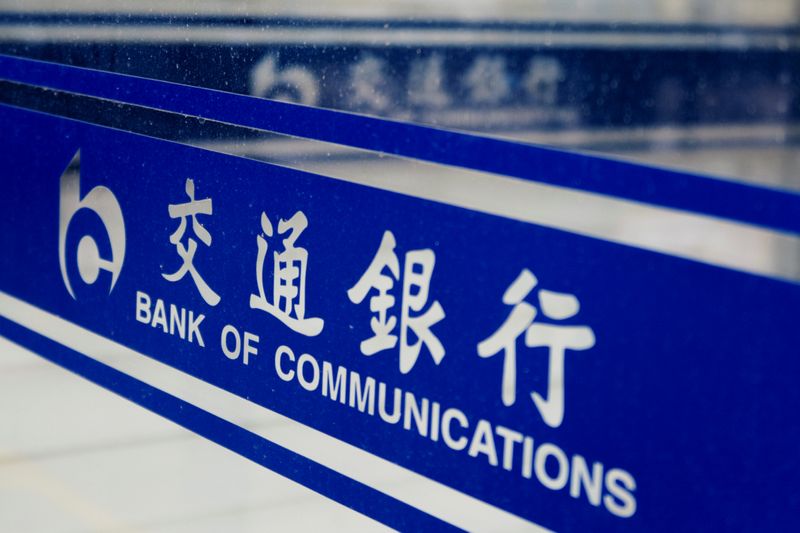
(58, 150, 126, 298)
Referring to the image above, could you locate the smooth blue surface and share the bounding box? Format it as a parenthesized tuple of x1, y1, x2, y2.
(1, 54, 799, 235)
(1, 105, 800, 531)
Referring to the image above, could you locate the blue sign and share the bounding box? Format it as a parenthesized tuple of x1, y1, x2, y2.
(0, 14, 798, 134)
(1, 59, 800, 531)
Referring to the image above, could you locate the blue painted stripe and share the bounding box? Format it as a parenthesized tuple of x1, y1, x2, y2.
(0, 316, 461, 532)
(1, 53, 799, 236)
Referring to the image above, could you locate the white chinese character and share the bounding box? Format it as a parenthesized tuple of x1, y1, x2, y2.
(478, 269, 594, 428)
(348, 230, 445, 374)
(463, 55, 511, 105)
(250, 211, 324, 337)
(523, 56, 564, 106)
(346, 231, 400, 354)
(163, 178, 220, 306)
(407, 54, 450, 109)
(348, 54, 391, 112)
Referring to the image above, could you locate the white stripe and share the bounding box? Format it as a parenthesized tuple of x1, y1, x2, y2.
(0, 24, 797, 49)
(0, 290, 552, 533)
(2, 0, 797, 27)
(201, 122, 800, 158)
(189, 136, 800, 283)
(498, 123, 800, 148)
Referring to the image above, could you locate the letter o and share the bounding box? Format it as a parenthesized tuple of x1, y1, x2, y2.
(221, 325, 240, 360)
(297, 353, 320, 391)
(535, 443, 570, 491)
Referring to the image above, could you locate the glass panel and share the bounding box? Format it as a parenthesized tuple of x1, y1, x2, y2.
(0, 1, 798, 188)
